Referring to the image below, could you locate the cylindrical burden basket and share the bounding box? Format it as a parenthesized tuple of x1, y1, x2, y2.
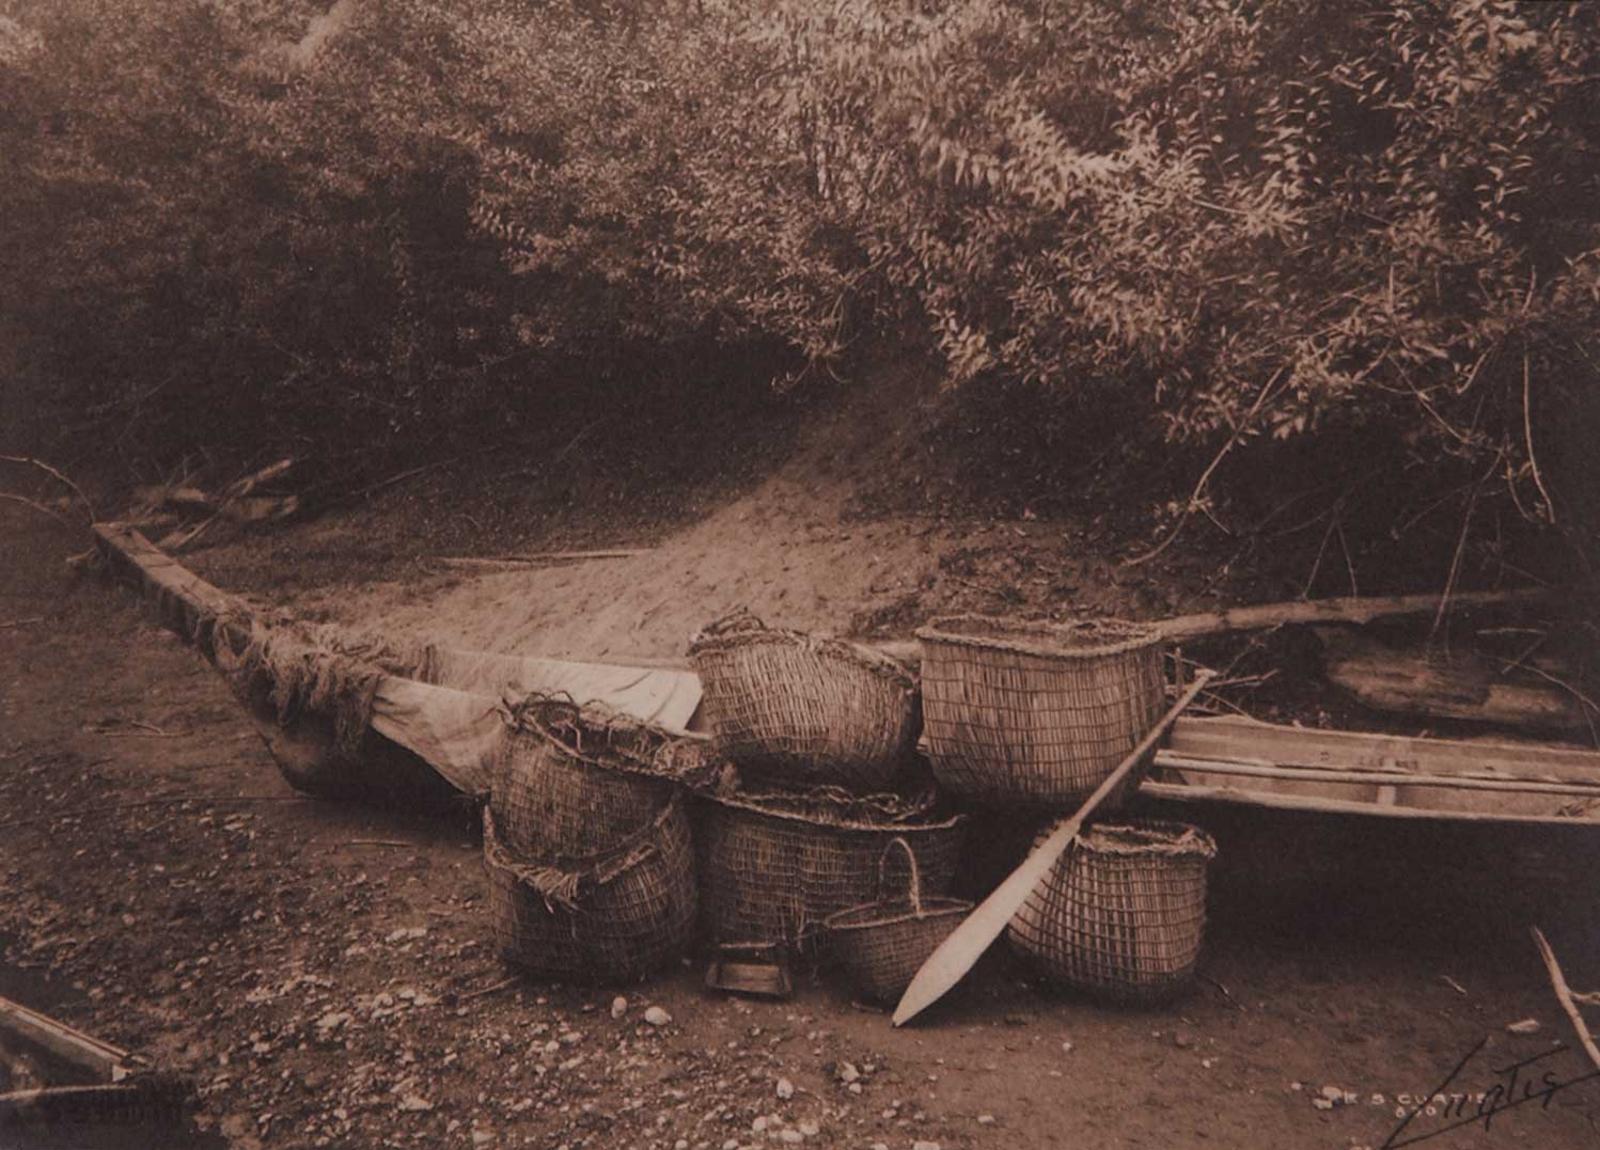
(1007, 819, 1216, 1002)
(689, 612, 920, 790)
(491, 696, 697, 860)
(917, 615, 1166, 808)
(484, 796, 698, 984)
(825, 838, 972, 1003)
(695, 786, 965, 953)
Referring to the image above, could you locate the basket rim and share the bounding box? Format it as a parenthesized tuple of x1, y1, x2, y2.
(688, 611, 917, 687)
(916, 614, 1163, 659)
(824, 897, 973, 934)
(498, 693, 714, 785)
(693, 785, 965, 835)
(1068, 818, 1218, 860)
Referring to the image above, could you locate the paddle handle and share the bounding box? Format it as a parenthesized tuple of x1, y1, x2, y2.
(891, 670, 1215, 1026)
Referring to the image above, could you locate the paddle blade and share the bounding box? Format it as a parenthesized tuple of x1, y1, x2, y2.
(890, 815, 1081, 1025)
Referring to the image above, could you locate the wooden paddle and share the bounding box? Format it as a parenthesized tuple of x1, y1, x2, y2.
(891, 670, 1216, 1026)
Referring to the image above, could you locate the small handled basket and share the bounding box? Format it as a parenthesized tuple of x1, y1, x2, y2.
(824, 837, 972, 1004)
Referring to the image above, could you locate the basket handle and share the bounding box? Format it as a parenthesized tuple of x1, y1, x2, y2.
(877, 837, 923, 916)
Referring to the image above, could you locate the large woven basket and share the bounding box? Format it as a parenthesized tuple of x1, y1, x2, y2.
(484, 796, 698, 984)
(825, 837, 971, 1003)
(491, 695, 711, 860)
(917, 615, 1166, 808)
(689, 611, 920, 790)
(694, 784, 965, 953)
(1007, 819, 1216, 1002)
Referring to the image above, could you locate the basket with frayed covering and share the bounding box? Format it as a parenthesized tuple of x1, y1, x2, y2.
(694, 781, 965, 953)
(824, 837, 971, 1003)
(484, 796, 698, 984)
(1007, 819, 1217, 1002)
(492, 694, 718, 860)
(689, 610, 920, 790)
(917, 615, 1166, 809)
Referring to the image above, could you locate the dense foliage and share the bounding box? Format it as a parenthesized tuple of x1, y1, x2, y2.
(2, 0, 1596, 551)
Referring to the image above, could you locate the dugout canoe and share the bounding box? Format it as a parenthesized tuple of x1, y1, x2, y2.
(92, 523, 1600, 825)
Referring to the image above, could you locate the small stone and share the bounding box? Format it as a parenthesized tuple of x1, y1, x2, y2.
(976, 1114, 996, 1126)
(611, 996, 628, 1019)
(837, 1062, 860, 1084)
(675, 1141, 688, 1150)
(1289, 1081, 1303, 1091)
(1173, 1031, 1194, 1050)
(752, 1116, 769, 1133)
(1320, 1085, 1344, 1102)
(1312, 1098, 1334, 1111)
(776, 1077, 795, 1100)
(397, 1095, 433, 1113)
(1506, 1018, 1541, 1035)
(1201, 1058, 1215, 1069)
(644, 1006, 672, 1027)
(797, 1119, 819, 1137)
(912, 1142, 942, 1150)
(778, 1131, 803, 1145)
(471, 1131, 494, 1147)
(1060, 1040, 1074, 1054)
(722, 1142, 739, 1150)
(847, 1083, 862, 1095)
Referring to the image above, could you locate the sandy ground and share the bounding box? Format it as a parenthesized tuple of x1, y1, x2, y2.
(5, 487, 1600, 1150)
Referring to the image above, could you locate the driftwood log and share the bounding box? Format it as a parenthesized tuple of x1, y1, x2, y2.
(1317, 628, 1594, 732)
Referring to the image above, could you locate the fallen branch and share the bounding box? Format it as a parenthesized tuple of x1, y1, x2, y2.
(0, 454, 96, 522)
(457, 976, 519, 1003)
(0, 616, 45, 631)
(434, 549, 650, 569)
(1531, 926, 1600, 1073)
(1124, 367, 1285, 567)
(0, 491, 74, 528)
(1523, 354, 1556, 525)
(1157, 586, 1550, 642)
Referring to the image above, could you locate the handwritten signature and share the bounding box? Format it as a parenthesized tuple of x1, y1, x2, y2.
(1382, 1035, 1600, 1147)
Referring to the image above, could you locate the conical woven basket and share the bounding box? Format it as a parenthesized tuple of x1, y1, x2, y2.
(917, 615, 1166, 809)
(491, 694, 712, 860)
(484, 795, 698, 984)
(1007, 819, 1216, 1003)
(825, 837, 972, 1003)
(694, 783, 965, 953)
(689, 611, 920, 790)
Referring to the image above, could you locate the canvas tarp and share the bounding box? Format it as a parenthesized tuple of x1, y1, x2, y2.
(368, 653, 704, 795)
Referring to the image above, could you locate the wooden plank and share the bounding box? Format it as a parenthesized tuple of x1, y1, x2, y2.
(1152, 752, 1600, 797)
(1139, 778, 1600, 825)
(1167, 714, 1600, 784)
(0, 995, 129, 1081)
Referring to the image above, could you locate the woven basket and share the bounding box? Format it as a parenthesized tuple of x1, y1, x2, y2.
(689, 611, 920, 790)
(825, 837, 972, 1003)
(917, 615, 1166, 809)
(491, 695, 710, 860)
(484, 796, 698, 984)
(1007, 819, 1216, 1003)
(694, 783, 965, 953)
